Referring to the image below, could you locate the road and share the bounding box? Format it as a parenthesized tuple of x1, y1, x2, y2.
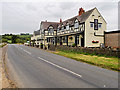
(6, 44, 118, 88)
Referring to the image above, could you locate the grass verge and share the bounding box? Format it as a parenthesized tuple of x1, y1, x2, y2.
(50, 50, 119, 71)
(0, 43, 7, 48)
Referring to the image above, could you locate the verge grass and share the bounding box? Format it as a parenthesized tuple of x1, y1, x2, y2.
(0, 44, 7, 48)
(51, 50, 119, 71)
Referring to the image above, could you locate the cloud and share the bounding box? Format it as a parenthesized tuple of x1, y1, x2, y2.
(26, 4, 37, 11)
(118, 1, 120, 30)
(59, 2, 78, 10)
(1, 1, 119, 34)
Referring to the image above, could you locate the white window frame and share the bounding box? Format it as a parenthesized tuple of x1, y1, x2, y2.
(74, 19, 79, 29)
(66, 23, 69, 30)
(61, 25, 64, 31)
(48, 26, 54, 35)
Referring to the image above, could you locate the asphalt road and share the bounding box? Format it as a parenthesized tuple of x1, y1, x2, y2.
(6, 44, 118, 88)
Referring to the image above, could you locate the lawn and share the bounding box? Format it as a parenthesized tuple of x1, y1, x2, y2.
(51, 50, 119, 71)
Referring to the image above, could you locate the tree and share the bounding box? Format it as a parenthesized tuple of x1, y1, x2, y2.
(12, 35, 17, 43)
(15, 38, 21, 43)
(2, 38, 8, 43)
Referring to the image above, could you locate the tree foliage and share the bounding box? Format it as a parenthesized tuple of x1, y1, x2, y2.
(2, 34, 32, 44)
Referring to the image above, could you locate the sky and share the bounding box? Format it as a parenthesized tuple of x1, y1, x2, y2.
(0, 0, 119, 34)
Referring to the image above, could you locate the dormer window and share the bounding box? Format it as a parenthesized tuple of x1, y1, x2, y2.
(57, 28, 60, 32)
(48, 26, 54, 35)
(61, 25, 64, 31)
(66, 23, 69, 30)
(74, 19, 79, 29)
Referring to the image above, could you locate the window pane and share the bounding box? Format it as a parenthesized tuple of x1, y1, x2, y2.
(66, 25, 69, 30)
(99, 24, 102, 28)
(74, 23, 78, 28)
(94, 19, 98, 30)
(90, 23, 93, 27)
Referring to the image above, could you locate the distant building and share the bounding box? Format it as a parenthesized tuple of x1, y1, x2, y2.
(105, 30, 120, 48)
(31, 7, 107, 48)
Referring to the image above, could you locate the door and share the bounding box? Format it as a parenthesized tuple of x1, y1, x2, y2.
(81, 37, 84, 47)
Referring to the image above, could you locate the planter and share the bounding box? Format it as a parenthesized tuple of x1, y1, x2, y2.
(92, 41, 99, 43)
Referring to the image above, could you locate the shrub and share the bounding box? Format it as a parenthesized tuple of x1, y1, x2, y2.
(72, 43, 76, 47)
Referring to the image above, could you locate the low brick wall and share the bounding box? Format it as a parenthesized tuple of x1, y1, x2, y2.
(49, 45, 120, 58)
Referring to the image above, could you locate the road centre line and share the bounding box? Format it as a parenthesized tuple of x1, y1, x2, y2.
(17, 46, 31, 55)
(38, 57, 82, 78)
(15, 45, 108, 88)
(17, 46, 82, 78)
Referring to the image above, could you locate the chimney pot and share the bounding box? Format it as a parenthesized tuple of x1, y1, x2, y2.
(79, 7, 85, 16)
(60, 18, 62, 23)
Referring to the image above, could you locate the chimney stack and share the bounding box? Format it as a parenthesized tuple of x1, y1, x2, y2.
(60, 18, 62, 23)
(79, 8, 85, 16)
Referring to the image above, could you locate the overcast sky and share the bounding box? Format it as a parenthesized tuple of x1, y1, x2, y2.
(0, 0, 119, 34)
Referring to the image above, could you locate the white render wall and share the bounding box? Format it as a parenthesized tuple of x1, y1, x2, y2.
(85, 8, 107, 47)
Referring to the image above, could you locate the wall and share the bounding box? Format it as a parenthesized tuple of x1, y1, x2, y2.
(105, 32, 120, 48)
(85, 8, 106, 47)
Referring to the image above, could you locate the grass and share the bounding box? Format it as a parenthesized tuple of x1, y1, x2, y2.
(0, 43, 7, 48)
(51, 50, 119, 71)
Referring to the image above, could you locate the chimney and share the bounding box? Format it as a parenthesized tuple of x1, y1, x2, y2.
(60, 18, 62, 23)
(45, 20, 47, 22)
(79, 7, 85, 16)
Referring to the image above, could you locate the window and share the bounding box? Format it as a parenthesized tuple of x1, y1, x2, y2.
(66, 25, 69, 30)
(48, 28, 54, 35)
(61, 25, 64, 31)
(74, 22, 79, 28)
(74, 19, 79, 29)
(47, 38, 49, 42)
(90, 23, 93, 27)
(57, 28, 60, 32)
(94, 19, 98, 30)
(62, 36, 66, 43)
(98, 24, 102, 28)
(66, 23, 69, 30)
(50, 29, 54, 33)
(77, 35, 79, 44)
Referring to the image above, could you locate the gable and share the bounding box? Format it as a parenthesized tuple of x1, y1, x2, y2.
(86, 8, 107, 24)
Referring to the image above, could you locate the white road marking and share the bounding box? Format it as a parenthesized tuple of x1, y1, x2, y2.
(23, 50, 31, 55)
(17, 46, 31, 55)
(38, 57, 82, 78)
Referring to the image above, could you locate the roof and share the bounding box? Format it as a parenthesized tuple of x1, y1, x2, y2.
(34, 30, 40, 36)
(58, 8, 95, 27)
(41, 21, 59, 30)
(35, 7, 96, 32)
(105, 30, 120, 34)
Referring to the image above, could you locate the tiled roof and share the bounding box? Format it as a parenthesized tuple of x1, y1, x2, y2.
(35, 8, 95, 32)
(58, 8, 95, 27)
(41, 21, 59, 30)
(34, 30, 40, 36)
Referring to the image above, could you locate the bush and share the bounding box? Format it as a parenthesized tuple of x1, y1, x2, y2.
(55, 45, 119, 58)
(72, 43, 76, 47)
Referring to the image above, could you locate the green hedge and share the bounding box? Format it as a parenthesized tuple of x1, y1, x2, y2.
(49, 45, 120, 58)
